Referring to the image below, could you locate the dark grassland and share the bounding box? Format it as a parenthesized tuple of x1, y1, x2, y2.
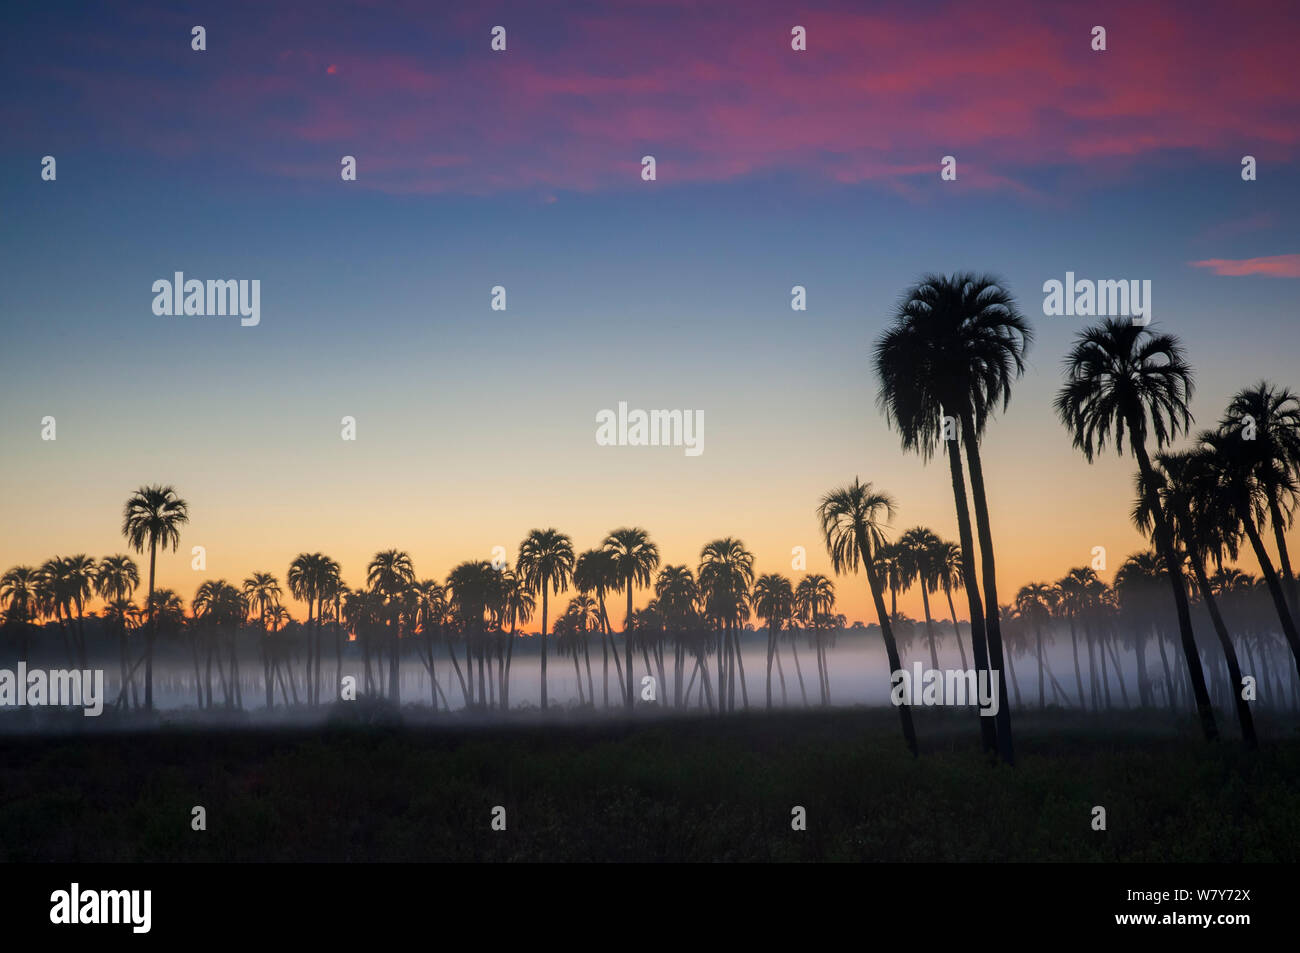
(2, 706, 1297, 862)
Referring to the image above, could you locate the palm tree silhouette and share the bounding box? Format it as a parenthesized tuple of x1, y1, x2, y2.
(604, 528, 659, 709)
(935, 541, 969, 671)
(243, 572, 282, 709)
(698, 537, 753, 713)
(1224, 383, 1300, 614)
(575, 548, 622, 708)
(518, 529, 575, 710)
(1055, 318, 1217, 742)
(497, 567, 534, 709)
(1013, 582, 1056, 709)
(1193, 427, 1300, 685)
(1, 566, 41, 662)
(795, 574, 836, 705)
(876, 273, 1030, 763)
(898, 527, 945, 669)
(122, 485, 189, 711)
(818, 478, 917, 755)
(753, 573, 795, 709)
(655, 564, 700, 707)
(96, 555, 140, 707)
(1138, 451, 1257, 746)
(363, 551, 410, 702)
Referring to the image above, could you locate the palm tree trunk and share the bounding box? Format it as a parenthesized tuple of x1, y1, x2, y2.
(960, 408, 1014, 764)
(944, 429, 996, 753)
(1267, 490, 1298, 615)
(1131, 432, 1217, 740)
(775, 644, 787, 704)
(790, 634, 808, 706)
(765, 623, 775, 709)
(733, 628, 749, 709)
(1035, 626, 1045, 709)
(624, 582, 634, 709)
(944, 589, 969, 670)
(1187, 561, 1256, 747)
(862, 547, 917, 756)
(921, 587, 939, 670)
(1240, 513, 1300, 685)
(541, 586, 550, 710)
(582, 632, 594, 705)
(145, 536, 157, 711)
(1069, 617, 1086, 707)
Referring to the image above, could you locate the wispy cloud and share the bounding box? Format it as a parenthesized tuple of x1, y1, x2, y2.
(1190, 254, 1300, 278)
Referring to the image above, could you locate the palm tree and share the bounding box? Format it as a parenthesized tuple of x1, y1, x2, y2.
(655, 564, 700, 707)
(518, 529, 575, 710)
(1014, 583, 1056, 709)
(876, 273, 1031, 764)
(122, 484, 189, 710)
(574, 548, 623, 708)
(604, 528, 660, 709)
(243, 572, 282, 709)
(96, 555, 140, 706)
(753, 573, 795, 709)
(697, 538, 753, 713)
(818, 478, 917, 755)
(1137, 451, 1257, 746)
(366, 551, 414, 703)
(1055, 318, 1217, 741)
(935, 541, 969, 670)
(497, 567, 534, 709)
(289, 554, 329, 704)
(1224, 383, 1300, 613)
(795, 574, 836, 705)
(447, 560, 496, 708)
(898, 528, 945, 669)
(192, 579, 246, 708)
(0, 566, 40, 661)
(1194, 427, 1300, 685)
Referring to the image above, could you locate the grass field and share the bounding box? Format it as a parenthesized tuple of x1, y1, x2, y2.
(2, 705, 1298, 862)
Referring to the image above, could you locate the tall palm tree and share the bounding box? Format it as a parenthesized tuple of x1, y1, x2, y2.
(0, 566, 40, 661)
(795, 574, 836, 705)
(366, 550, 414, 703)
(289, 554, 329, 705)
(497, 567, 534, 710)
(935, 541, 969, 670)
(96, 555, 140, 706)
(193, 579, 246, 708)
(876, 273, 1031, 764)
(697, 538, 753, 713)
(604, 528, 660, 709)
(122, 484, 189, 711)
(1055, 318, 1217, 741)
(898, 527, 945, 669)
(447, 560, 497, 708)
(574, 548, 623, 708)
(1137, 451, 1258, 747)
(753, 573, 795, 709)
(655, 564, 700, 707)
(818, 478, 917, 755)
(1224, 383, 1300, 614)
(243, 572, 282, 709)
(1194, 427, 1300, 684)
(518, 529, 575, 710)
(1014, 583, 1055, 709)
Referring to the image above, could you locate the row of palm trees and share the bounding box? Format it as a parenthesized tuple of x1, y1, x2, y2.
(2, 277, 1298, 764)
(1006, 563, 1300, 725)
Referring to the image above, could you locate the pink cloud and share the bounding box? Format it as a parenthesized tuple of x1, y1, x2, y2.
(19, 0, 1300, 196)
(1190, 254, 1300, 278)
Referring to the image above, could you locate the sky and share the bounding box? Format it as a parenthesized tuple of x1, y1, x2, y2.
(2, 0, 1299, 627)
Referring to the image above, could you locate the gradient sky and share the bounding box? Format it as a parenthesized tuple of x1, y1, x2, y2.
(3, 0, 1299, 626)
